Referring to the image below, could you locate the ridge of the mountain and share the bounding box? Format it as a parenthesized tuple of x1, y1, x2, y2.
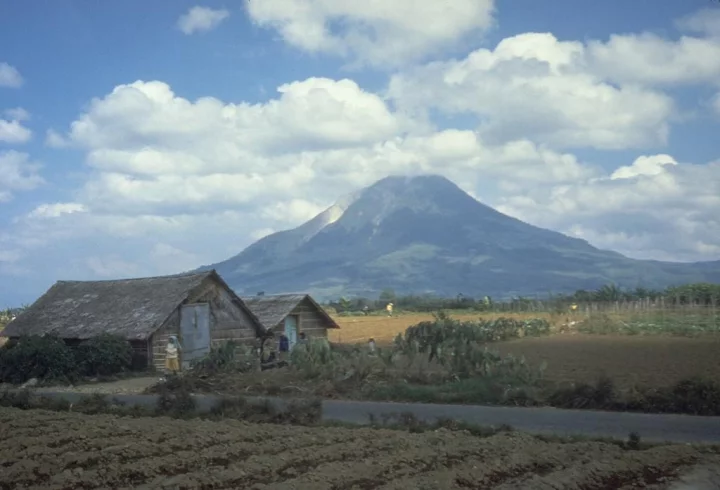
(198, 174, 720, 299)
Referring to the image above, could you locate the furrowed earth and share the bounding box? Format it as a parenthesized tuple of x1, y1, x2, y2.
(2, 407, 719, 489)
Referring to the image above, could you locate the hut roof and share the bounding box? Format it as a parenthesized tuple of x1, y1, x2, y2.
(2, 270, 261, 340)
(241, 294, 340, 330)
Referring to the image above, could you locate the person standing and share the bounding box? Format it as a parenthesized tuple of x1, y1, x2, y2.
(386, 302, 394, 317)
(165, 335, 182, 373)
(278, 333, 290, 361)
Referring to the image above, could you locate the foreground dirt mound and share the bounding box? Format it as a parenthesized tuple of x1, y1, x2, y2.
(1, 408, 718, 489)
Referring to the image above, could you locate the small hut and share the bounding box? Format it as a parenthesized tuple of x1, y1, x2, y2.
(2, 270, 264, 371)
(241, 293, 339, 349)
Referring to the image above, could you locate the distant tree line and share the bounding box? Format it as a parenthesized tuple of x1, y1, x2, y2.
(326, 282, 720, 314)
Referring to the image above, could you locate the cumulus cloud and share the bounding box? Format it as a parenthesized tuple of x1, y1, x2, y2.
(388, 33, 673, 150)
(587, 33, 720, 86)
(5, 75, 612, 283)
(0, 117, 32, 144)
(497, 155, 720, 262)
(0, 151, 43, 202)
(245, 0, 495, 68)
(0, 63, 22, 88)
(4, 6, 720, 296)
(177, 6, 229, 34)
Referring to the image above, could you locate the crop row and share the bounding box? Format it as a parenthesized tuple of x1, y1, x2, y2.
(0, 407, 715, 489)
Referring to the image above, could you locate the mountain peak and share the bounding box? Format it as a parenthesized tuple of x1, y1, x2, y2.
(204, 174, 720, 299)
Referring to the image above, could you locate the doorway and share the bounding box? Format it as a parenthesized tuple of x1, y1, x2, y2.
(179, 303, 211, 369)
(284, 315, 299, 350)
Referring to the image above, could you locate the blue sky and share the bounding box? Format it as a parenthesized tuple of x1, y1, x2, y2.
(1, 0, 720, 306)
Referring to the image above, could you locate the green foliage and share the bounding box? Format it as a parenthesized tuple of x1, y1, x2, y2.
(154, 373, 197, 417)
(397, 312, 551, 374)
(190, 341, 256, 375)
(576, 313, 720, 336)
(665, 283, 720, 305)
(0, 335, 78, 384)
(289, 337, 334, 378)
(325, 281, 720, 314)
(0, 334, 139, 384)
(75, 334, 133, 377)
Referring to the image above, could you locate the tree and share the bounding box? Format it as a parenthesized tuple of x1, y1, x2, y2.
(379, 288, 396, 303)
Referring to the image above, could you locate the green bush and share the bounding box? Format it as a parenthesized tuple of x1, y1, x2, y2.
(75, 334, 133, 377)
(190, 341, 256, 374)
(0, 335, 78, 384)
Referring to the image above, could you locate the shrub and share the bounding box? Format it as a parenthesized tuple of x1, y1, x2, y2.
(0, 335, 77, 384)
(190, 341, 256, 375)
(547, 376, 617, 410)
(75, 334, 133, 377)
(289, 338, 336, 378)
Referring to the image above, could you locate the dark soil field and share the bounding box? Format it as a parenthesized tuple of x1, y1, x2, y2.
(495, 334, 720, 389)
(1, 407, 719, 489)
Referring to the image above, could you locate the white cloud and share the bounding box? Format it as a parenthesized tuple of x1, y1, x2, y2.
(177, 6, 229, 35)
(28, 203, 88, 219)
(610, 154, 677, 180)
(85, 256, 144, 278)
(676, 8, 720, 38)
(4, 76, 612, 285)
(262, 199, 327, 224)
(388, 33, 673, 150)
(245, 0, 495, 68)
(4, 108, 30, 121)
(0, 117, 32, 144)
(5, 7, 720, 295)
(0, 249, 21, 263)
(45, 129, 69, 148)
(497, 155, 720, 262)
(587, 33, 720, 86)
(0, 151, 43, 202)
(0, 63, 22, 88)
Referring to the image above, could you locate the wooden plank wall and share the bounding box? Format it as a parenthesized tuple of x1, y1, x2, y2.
(290, 297, 331, 340)
(194, 282, 258, 348)
(150, 278, 259, 372)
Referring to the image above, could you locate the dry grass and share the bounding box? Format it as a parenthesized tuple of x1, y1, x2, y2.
(328, 312, 565, 344)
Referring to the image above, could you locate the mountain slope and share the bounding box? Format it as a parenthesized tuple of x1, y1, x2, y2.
(199, 175, 720, 299)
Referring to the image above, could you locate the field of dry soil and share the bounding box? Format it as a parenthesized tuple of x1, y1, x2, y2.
(2, 407, 720, 489)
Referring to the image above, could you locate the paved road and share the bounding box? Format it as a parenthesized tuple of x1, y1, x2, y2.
(20, 390, 720, 445)
(323, 400, 720, 444)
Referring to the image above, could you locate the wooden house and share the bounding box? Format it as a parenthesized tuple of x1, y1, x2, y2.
(241, 293, 339, 349)
(1, 270, 264, 371)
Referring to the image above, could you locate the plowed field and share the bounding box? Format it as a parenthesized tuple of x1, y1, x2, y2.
(329, 313, 547, 344)
(1, 408, 718, 489)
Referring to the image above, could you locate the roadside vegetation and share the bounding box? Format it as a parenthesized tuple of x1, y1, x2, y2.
(145, 311, 720, 417)
(0, 333, 139, 385)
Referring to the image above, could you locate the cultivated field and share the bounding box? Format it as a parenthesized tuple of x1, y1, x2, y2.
(328, 312, 560, 344)
(495, 334, 720, 389)
(329, 311, 720, 390)
(2, 407, 719, 489)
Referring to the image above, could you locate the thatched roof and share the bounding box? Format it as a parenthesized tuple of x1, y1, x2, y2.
(241, 294, 340, 330)
(2, 270, 261, 340)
